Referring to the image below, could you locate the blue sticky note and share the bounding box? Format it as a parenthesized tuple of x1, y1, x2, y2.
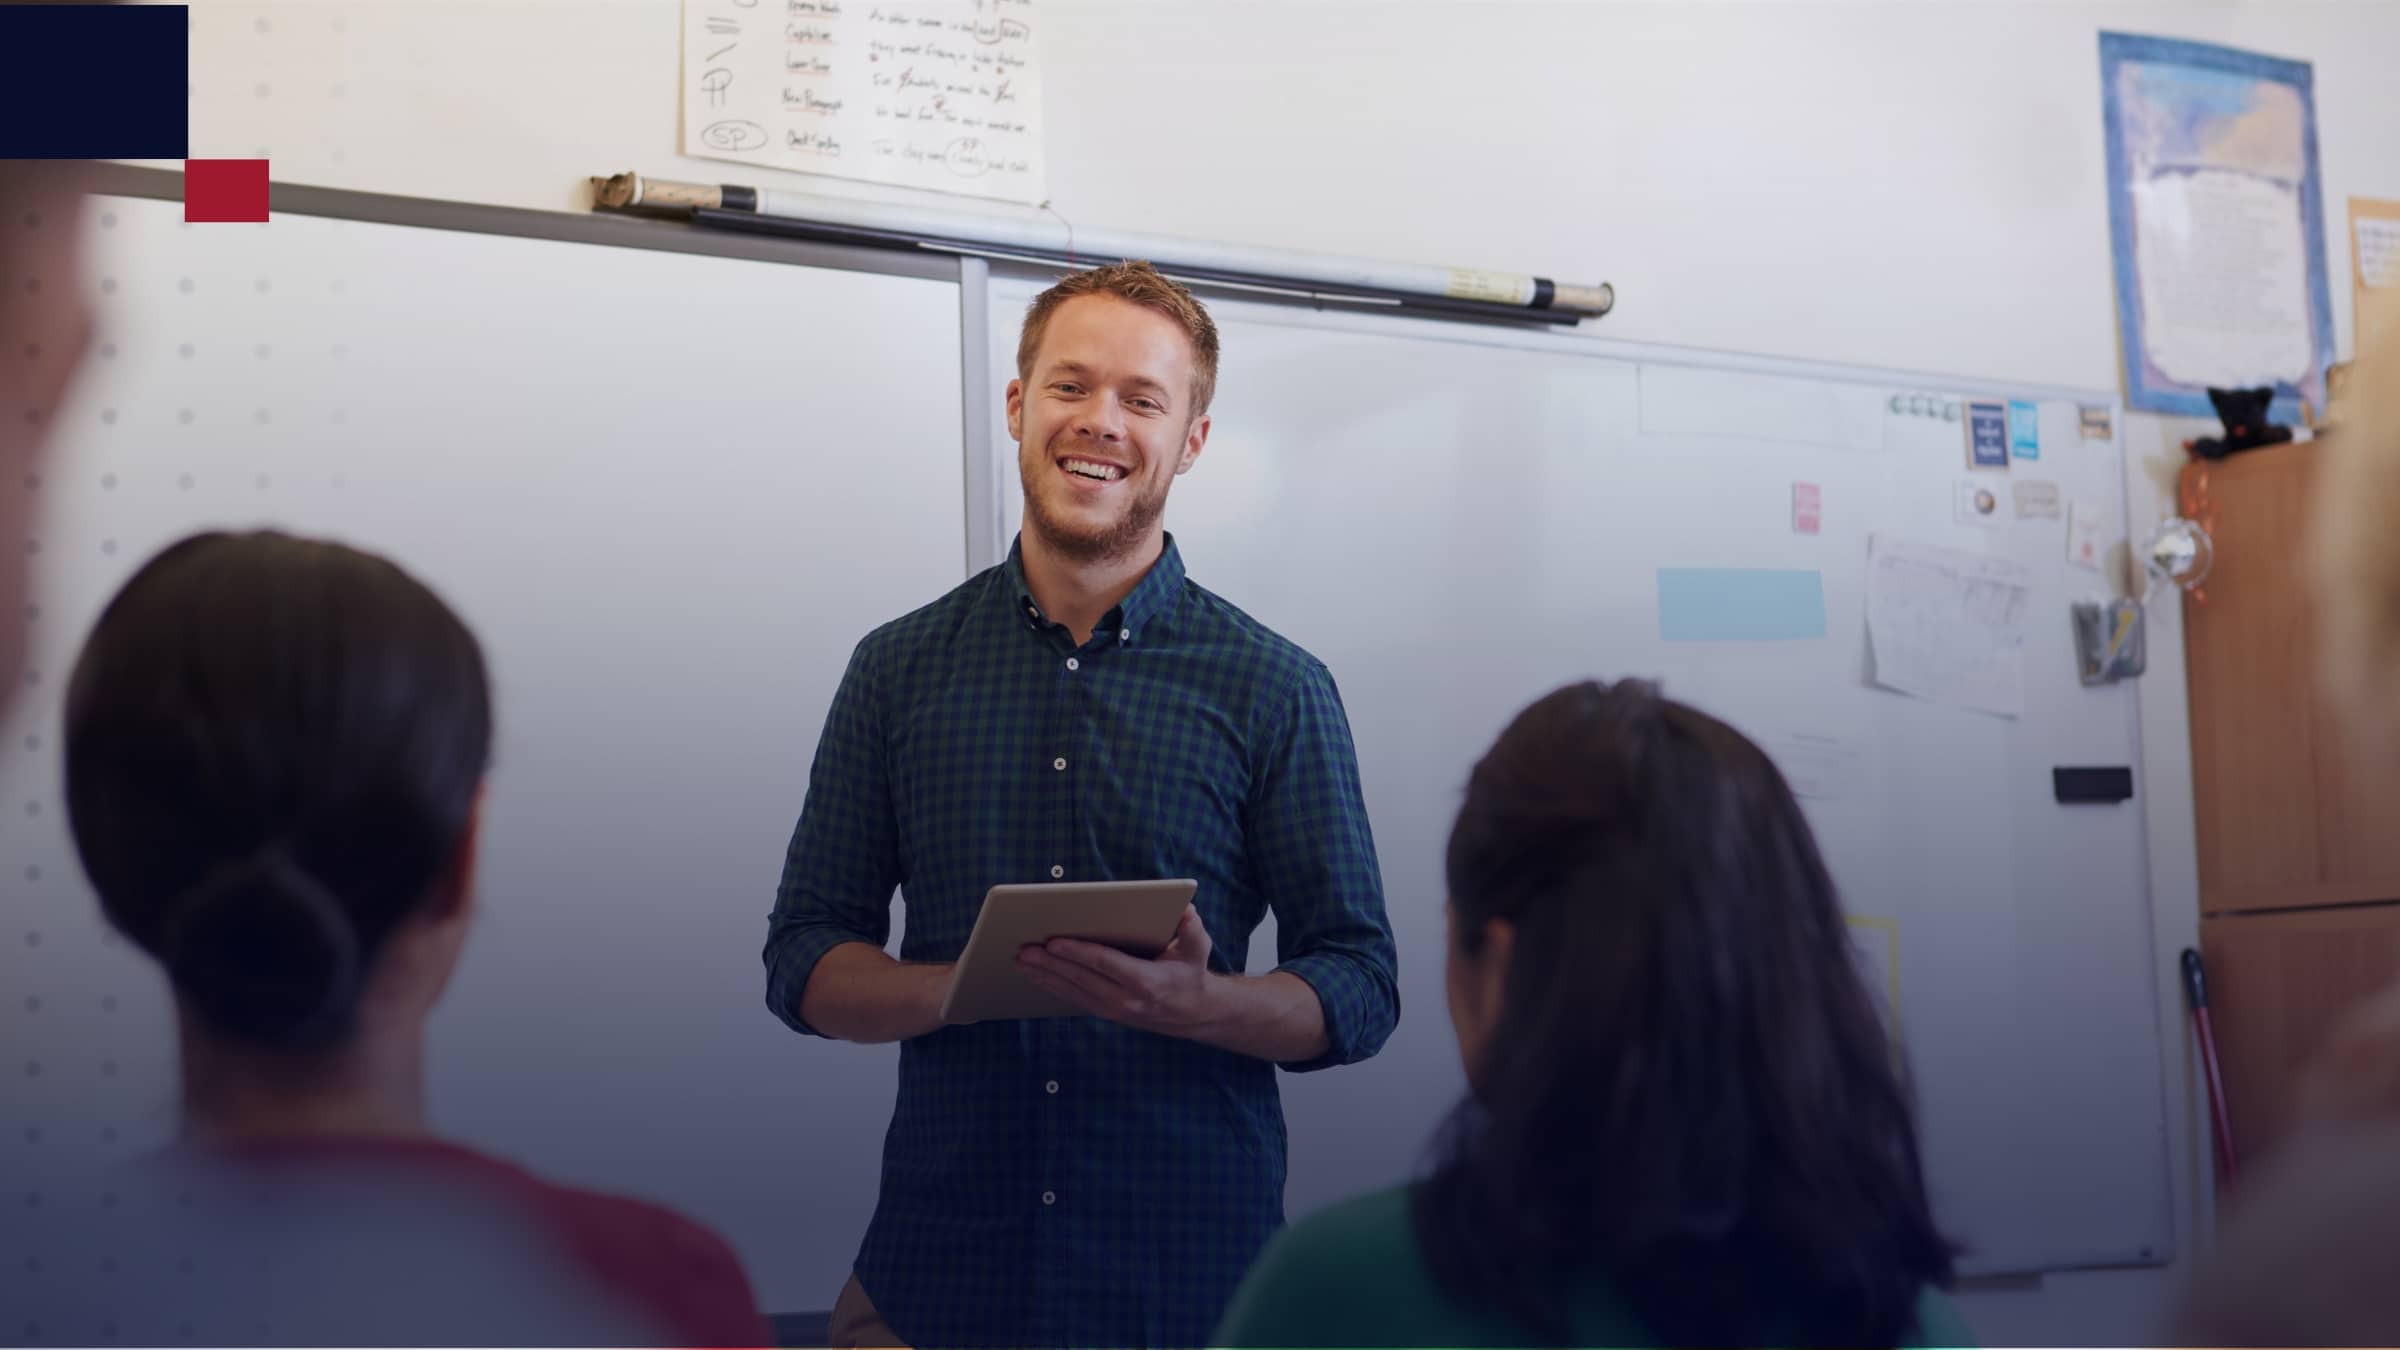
(2009, 400, 2040, 459)
(1967, 401, 2009, 468)
(1657, 569, 1828, 642)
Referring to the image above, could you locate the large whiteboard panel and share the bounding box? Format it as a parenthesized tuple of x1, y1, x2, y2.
(0, 196, 966, 1311)
(988, 280, 2174, 1277)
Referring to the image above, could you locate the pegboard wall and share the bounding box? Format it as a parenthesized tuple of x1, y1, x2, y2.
(1, 189, 971, 1316)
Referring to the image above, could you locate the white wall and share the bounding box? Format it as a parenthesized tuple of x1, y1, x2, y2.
(152, 0, 2400, 1338)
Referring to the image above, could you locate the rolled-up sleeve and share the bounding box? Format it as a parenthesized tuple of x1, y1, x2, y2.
(763, 637, 902, 1037)
(1247, 659, 1399, 1072)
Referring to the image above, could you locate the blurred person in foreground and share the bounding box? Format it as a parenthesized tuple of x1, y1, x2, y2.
(2168, 327, 2400, 1347)
(15, 530, 770, 1347)
(1214, 680, 1966, 1349)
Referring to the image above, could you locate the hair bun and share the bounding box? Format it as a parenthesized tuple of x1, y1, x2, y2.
(156, 845, 363, 1050)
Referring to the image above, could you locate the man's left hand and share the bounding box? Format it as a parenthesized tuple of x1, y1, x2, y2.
(1018, 904, 1222, 1038)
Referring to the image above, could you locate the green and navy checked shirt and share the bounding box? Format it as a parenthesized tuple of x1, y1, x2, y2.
(764, 533, 1399, 1349)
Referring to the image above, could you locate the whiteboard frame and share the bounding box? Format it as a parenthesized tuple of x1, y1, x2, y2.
(54, 167, 2181, 1282)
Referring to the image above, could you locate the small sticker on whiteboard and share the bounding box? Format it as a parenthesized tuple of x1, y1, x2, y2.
(2067, 500, 2109, 570)
(2013, 479, 2062, 520)
(2080, 405, 2114, 440)
(1793, 482, 1822, 534)
(1955, 479, 2002, 526)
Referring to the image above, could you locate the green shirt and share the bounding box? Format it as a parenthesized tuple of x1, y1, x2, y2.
(1213, 1186, 1976, 1349)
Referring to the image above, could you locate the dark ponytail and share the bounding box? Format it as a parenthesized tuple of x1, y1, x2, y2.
(64, 530, 492, 1052)
(1413, 679, 1954, 1347)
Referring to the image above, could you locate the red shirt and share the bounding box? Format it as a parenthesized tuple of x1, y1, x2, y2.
(152, 1135, 776, 1348)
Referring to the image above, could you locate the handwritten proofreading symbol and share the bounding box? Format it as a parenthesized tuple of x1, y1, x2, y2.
(701, 120, 769, 151)
(943, 136, 991, 178)
(709, 41, 738, 60)
(705, 15, 741, 33)
(701, 68, 733, 107)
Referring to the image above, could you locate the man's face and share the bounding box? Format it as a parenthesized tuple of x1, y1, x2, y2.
(0, 167, 94, 715)
(1006, 294, 1210, 565)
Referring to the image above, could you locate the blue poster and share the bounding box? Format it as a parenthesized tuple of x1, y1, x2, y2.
(2100, 34, 2333, 425)
(2008, 400, 2040, 459)
(1656, 569, 1827, 642)
(1967, 401, 2009, 469)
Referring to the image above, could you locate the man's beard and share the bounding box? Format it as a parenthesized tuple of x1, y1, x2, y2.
(1021, 458, 1171, 565)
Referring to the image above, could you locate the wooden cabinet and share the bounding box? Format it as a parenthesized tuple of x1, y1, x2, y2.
(2201, 906, 2400, 1153)
(2181, 438, 2400, 1164)
(2183, 442, 2400, 915)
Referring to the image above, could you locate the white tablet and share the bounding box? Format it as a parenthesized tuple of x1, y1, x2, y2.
(938, 879, 1198, 1025)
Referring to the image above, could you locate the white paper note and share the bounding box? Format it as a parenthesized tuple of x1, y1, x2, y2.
(2360, 216, 2400, 289)
(2013, 479, 2063, 520)
(2130, 168, 2315, 390)
(2067, 500, 2111, 572)
(682, 0, 1046, 203)
(1954, 479, 2003, 526)
(1866, 534, 2034, 719)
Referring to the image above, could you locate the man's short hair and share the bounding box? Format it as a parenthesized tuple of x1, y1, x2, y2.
(1015, 261, 1220, 416)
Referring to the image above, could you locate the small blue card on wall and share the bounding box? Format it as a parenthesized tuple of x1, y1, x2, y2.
(1967, 400, 2009, 469)
(2008, 400, 2040, 459)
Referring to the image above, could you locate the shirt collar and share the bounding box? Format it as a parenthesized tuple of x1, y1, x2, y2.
(1005, 532, 1186, 644)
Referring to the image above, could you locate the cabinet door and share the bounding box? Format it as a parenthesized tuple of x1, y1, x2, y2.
(2182, 443, 2400, 912)
(2202, 906, 2400, 1162)
(2183, 448, 2324, 912)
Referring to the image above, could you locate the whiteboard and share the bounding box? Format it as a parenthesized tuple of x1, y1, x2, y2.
(985, 278, 2176, 1277)
(0, 192, 966, 1312)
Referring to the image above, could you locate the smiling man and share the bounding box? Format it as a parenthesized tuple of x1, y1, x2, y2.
(763, 262, 1399, 1348)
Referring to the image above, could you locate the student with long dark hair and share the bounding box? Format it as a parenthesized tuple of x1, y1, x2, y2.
(1215, 679, 1967, 1348)
(36, 530, 769, 1347)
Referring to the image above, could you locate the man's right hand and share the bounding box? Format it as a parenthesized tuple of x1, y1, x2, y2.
(797, 943, 955, 1044)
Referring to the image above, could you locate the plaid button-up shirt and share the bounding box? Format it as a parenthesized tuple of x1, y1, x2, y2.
(765, 534, 1399, 1348)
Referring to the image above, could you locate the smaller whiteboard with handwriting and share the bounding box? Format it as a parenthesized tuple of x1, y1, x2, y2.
(681, 0, 1045, 202)
(987, 278, 2175, 1278)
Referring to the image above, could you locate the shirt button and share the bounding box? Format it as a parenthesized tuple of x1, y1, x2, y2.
(1050, 864, 1064, 879)
(1052, 757, 1066, 771)
(1041, 1190, 1056, 1206)
(1045, 1080, 1059, 1095)
(1119, 628, 1130, 642)
(1065, 657, 1079, 671)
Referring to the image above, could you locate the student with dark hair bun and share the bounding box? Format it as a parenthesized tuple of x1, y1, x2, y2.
(1216, 679, 1969, 1349)
(35, 530, 770, 1348)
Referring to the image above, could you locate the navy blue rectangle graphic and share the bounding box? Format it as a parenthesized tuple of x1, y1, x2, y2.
(0, 5, 189, 158)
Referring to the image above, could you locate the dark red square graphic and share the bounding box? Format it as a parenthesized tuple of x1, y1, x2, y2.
(184, 160, 270, 223)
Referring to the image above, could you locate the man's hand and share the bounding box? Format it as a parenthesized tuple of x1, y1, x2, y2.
(1017, 906, 1331, 1062)
(1018, 904, 1222, 1039)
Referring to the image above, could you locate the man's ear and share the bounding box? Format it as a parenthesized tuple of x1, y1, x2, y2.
(1177, 413, 1211, 474)
(1005, 377, 1026, 444)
